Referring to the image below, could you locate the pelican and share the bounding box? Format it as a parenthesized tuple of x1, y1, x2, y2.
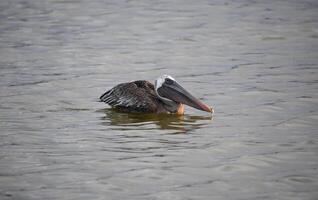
(100, 75, 213, 115)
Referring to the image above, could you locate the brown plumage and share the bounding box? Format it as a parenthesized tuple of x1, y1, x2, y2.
(100, 80, 167, 113)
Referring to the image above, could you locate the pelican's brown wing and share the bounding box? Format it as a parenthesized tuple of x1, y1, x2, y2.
(100, 80, 162, 113)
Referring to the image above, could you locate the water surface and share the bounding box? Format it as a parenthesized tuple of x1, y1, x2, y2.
(0, 0, 318, 199)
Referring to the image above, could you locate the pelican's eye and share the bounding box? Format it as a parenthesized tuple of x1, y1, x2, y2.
(165, 78, 174, 85)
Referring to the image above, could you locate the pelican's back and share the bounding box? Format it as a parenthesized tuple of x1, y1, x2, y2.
(100, 80, 163, 113)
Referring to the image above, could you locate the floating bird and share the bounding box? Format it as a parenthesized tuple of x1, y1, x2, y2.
(100, 75, 213, 115)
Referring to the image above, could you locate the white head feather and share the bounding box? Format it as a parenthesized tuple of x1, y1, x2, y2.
(155, 74, 175, 90)
(154, 74, 176, 102)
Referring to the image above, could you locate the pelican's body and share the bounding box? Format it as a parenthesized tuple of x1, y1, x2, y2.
(100, 75, 213, 115)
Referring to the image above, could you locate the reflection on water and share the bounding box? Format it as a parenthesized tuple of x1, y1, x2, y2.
(98, 108, 212, 133)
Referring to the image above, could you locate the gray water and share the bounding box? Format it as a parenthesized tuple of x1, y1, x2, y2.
(1, 0, 318, 199)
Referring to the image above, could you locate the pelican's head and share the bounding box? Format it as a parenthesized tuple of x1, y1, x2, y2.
(155, 75, 213, 113)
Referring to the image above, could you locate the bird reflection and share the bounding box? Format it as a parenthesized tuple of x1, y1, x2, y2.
(98, 108, 213, 133)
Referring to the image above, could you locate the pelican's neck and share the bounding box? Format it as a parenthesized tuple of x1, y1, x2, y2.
(157, 97, 178, 113)
(154, 76, 181, 114)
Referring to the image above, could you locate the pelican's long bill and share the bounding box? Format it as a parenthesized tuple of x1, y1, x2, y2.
(157, 81, 214, 113)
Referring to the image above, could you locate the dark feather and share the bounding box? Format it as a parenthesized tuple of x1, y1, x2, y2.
(100, 80, 163, 113)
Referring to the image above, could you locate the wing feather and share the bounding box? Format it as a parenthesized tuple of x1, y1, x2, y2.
(100, 81, 160, 113)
